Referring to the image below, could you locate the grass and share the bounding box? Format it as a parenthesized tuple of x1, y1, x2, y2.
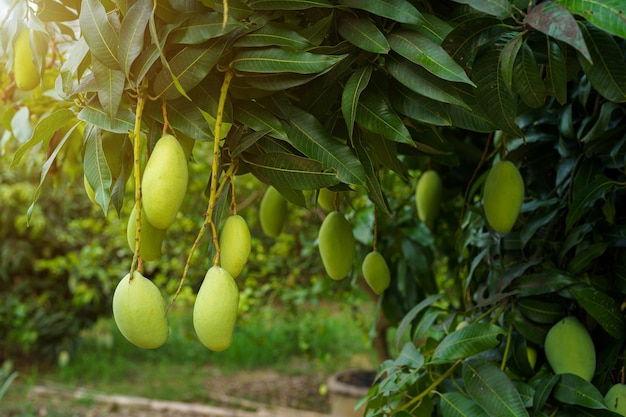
(1, 299, 378, 415)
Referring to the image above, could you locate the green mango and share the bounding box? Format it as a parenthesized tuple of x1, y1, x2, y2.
(142, 134, 189, 229)
(318, 188, 336, 212)
(112, 271, 169, 349)
(126, 203, 167, 262)
(605, 384, 626, 416)
(193, 266, 239, 351)
(260, 186, 288, 238)
(219, 214, 251, 278)
(415, 170, 442, 227)
(544, 316, 596, 381)
(318, 211, 355, 280)
(362, 251, 390, 295)
(482, 160, 524, 234)
(13, 30, 40, 91)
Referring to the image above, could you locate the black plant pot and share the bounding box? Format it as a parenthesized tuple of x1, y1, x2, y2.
(327, 369, 376, 417)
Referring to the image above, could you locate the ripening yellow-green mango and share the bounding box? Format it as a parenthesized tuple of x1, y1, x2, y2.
(362, 251, 390, 294)
(318, 211, 355, 280)
(318, 188, 336, 212)
(544, 316, 596, 381)
(482, 160, 524, 234)
(13, 30, 40, 91)
(142, 134, 189, 229)
(126, 203, 167, 262)
(415, 170, 442, 227)
(260, 186, 288, 238)
(193, 266, 239, 351)
(219, 214, 251, 278)
(112, 271, 169, 349)
(605, 384, 626, 416)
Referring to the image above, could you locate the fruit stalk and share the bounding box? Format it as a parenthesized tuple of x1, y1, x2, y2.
(130, 93, 147, 278)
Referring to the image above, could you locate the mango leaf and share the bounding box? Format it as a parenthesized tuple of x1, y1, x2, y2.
(578, 22, 626, 103)
(442, 17, 505, 71)
(386, 55, 469, 108)
(392, 83, 451, 126)
(394, 294, 444, 351)
(83, 127, 112, 213)
(11, 108, 74, 167)
(473, 49, 524, 138)
(463, 359, 530, 417)
(232, 47, 346, 74)
(450, 0, 513, 19)
(567, 242, 610, 274)
(506, 269, 577, 297)
(79, 0, 119, 69)
(499, 32, 524, 90)
(78, 100, 136, 133)
(545, 38, 568, 105)
(246, 0, 333, 9)
(532, 374, 560, 412)
(355, 90, 413, 146)
(342, 65, 372, 140)
(153, 38, 225, 100)
(440, 392, 489, 417)
(161, 100, 212, 141)
(554, 374, 607, 409)
(361, 130, 408, 180)
(556, 0, 626, 39)
(242, 152, 340, 190)
(431, 323, 505, 364)
(337, 0, 423, 25)
(513, 43, 547, 108)
(525, 2, 591, 63)
(233, 23, 311, 50)
(233, 100, 288, 141)
(283, 106, 366, 186)
(352, 132, 391, 215)
(517, 297, 564, 324)
(393, 342, 425, 369)
(566, 159, 617, 230)
(169, 13, 240, 45)
(118, 0, 151, 77)
(388, 29, 475, 86)
(571, 285, 625, 339)
(38, 0, 78, 21)
(92, 58, 125, 122)
(337, 14, 389, 54)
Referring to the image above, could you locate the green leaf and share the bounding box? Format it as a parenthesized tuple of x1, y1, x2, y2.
(170, 13, 241, 45)
(153, 38, 225, 100)
(394, 342, 425, 369)
(342, 65, 372, 140)
(566, 159, 617, 230)
(247, 0, 333, 9)
(506, 269, 577, 297)
(553, 374, 607, 409)
(232, 48, 346, 74)
(571, 285, 625, 339)
(337, 13, 389, 54)
(79, 0, 120, 69)
(440, 392, 489, 417)
(242, 152, 340, 190)
(355, 90, 413, 146)
(532, 374, 560, 412)
(38, 0, 78, 21)
(431, 323, 505, 364)
(556, 0, 626, 39)
(386, 55, 469, 108)
(513, 42, 547, 108)
(518, 297, 565, 324)
(233, 23, 311, 50)
(546, 38, 568, 105)
(525, 1, 591, 63)
(361, 130, 408, 180)
(578, 22, 626, 103)
(92, 58, 125, 122)
(442, 17, 505, 71)
(77, 99, 136, 133)
(450, 0, 513, 19)
(388, 29, 475, 86)
(392, 84, 451, 126)
(353, 132, 391, 215)
(473, 49, 524, 138)
(567, 242, 610, 274)
(499, 33, 524, 90)
(118, 0, 151, 78)
(337, 0, 423, 25)
(83, 127, 112, 213)
(463, 359, 530, 417)
(283, 106, 366, 186)
(161, 99, 212, 141)
(394, 294, 444, 352)
(233, 100, 289, 141)
(11, 108, 74, 167)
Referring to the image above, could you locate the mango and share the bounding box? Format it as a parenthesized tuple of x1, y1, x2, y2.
(482, 160, 524, 234)
(318, 188, 336, 212)
(362, 251, 390, 294)
(544, 316, 596, 381)
(126, 203, 167, 262)
(260, 186, 288, 238)
(142, 134, 189, 229)
(605, 384, 626, 416)
(193, 265, 239, 351)
(219, 214, 251, 278)
(112, 271, 169, 349)
(13, 30, 40, 91)
(415, 170, 442, 227)
(318, 211, 355, 280)
(84, 175, 97, 205)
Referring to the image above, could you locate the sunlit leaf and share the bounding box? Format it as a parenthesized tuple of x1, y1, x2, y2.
(232, 47, 346, 74)
(92, 58, 125, 122)
(118, 0, 151, 77)
(233, 23, 311, 50)
(233, 101, 289, 141)
(556, 0, 626, 39)
(77, 99, 136, 133)
(83, 126, 112, 213)
(79, 0, 119, 69)
(170, 13, 240, 45)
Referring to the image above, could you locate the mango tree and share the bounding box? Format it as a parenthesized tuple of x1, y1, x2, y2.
(2, 0, 626, 415)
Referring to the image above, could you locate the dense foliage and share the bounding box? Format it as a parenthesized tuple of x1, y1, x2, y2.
(2, 0, 626, 416)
